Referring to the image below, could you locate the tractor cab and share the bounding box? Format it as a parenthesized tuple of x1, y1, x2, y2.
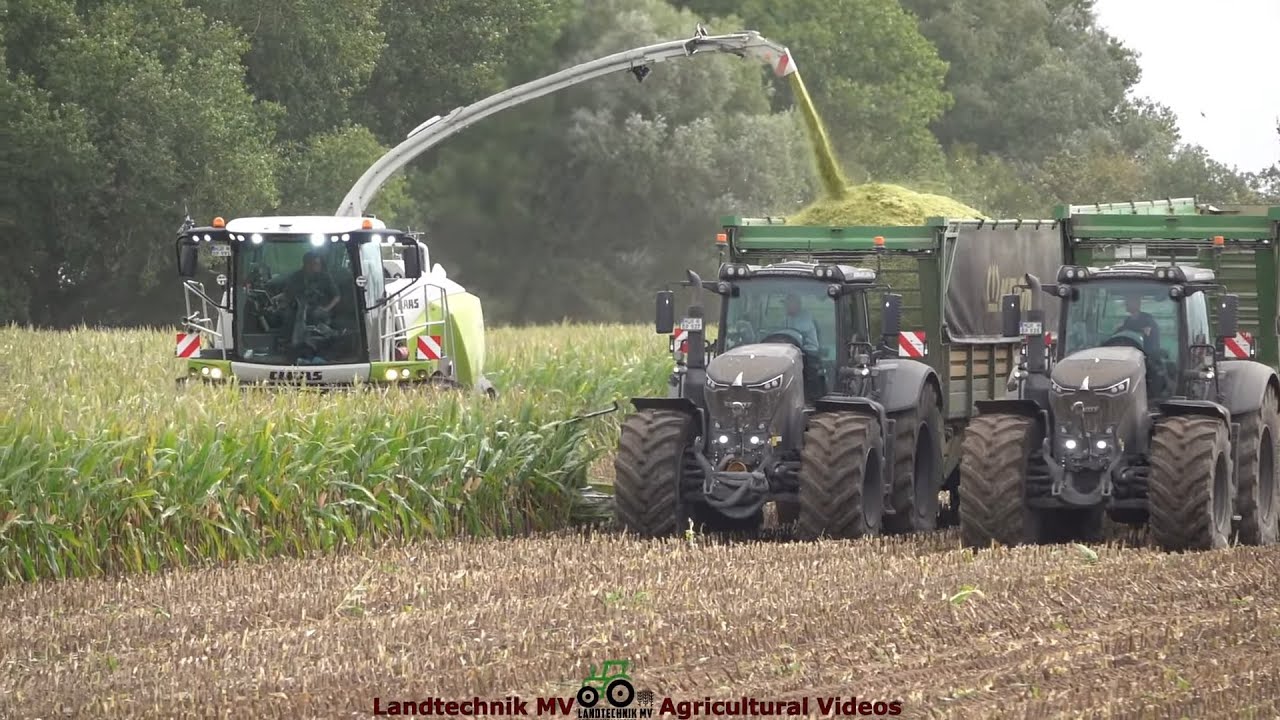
(710, 260, 883, 404)
(1049, 262, 1222, 403)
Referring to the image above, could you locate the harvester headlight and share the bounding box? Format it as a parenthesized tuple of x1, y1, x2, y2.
(251, 234, 263, 244)
(749, 435, 761, 445)
(1064, 439, 1078, 450)
(400, 368, 410, 379)
(210, 367, 223, 380)
(385, 368, 399, 381)
(310, 233, 325, 246)
(718, 435, 729, 444)
(1096, 439, 1108, 450)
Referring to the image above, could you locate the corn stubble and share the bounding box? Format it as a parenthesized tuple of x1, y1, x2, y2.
(1, 532, 1278, 718)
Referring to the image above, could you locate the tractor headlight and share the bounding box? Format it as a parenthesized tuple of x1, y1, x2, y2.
(209, 367, 223, 380)
(1097, 378, 1129, 396)
(1064, 439, 1078, 450)
(385, 368, 398, 381)
(749, 374, 784, 391)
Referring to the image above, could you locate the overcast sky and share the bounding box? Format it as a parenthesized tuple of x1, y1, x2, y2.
(1093, 0, 1280, 173)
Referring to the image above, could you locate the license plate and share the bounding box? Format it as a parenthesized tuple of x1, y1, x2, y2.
(211, 244, 231, 257)
(680, 317, 703, 331)
(1019, 321, 1043, 335)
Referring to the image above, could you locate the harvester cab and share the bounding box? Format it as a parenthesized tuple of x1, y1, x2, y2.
(963, 198, 1280, 553)
(174, 214, 494, 393)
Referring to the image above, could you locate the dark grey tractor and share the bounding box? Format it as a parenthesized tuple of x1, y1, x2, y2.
(960, 262, 1280, 551)
(612, 260, 946, 540)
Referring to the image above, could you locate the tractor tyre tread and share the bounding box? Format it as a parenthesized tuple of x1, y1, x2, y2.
(1234, 385, 1279, 545)
(958, 413, 1038, 548)
(795, 412, 882, 540)
(1148, 415, 1231, 552)
(885, 383, 944, 534)
(613, 409, 692, 538)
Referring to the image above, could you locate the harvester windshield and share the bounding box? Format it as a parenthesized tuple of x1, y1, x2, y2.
(1062, 279, 1182, 360)
(233, 236, 366, 365)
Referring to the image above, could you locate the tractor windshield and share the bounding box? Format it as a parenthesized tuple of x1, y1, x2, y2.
(722, 277, 856, 373)
(1062, 279, 1178, 361)
(233, 237, 366, 365)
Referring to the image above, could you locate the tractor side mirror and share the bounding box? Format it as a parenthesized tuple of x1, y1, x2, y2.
(402, 243, 424, 279)
(881, 293, 902, 340)
(1001, 293, 1022, 338)
(177, 243, 199, 278)
(1218, 294, 1240, 338)
(655, 290, 675, 334)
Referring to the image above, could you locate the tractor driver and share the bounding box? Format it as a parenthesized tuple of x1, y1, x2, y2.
(276, 250, 340, 321)
(1114, 292, 1160, 356)
(781, 293, 820, 355)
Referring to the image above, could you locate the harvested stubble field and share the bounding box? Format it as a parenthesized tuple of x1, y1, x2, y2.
(3, 531, 1280, 719)
(4, 324, 1280, 718)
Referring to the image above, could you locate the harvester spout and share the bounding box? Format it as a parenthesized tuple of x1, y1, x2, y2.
(335, 27, 798, 217)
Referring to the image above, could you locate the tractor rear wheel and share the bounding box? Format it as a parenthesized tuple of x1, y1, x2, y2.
(1234, 385, 1279, 546)
(1148, 414, 1232, 551)
(613, 409, 693, 537)
(795, 412, 884, 540)
(958, 413, 1040, 548)
(885, 383, 944, 534)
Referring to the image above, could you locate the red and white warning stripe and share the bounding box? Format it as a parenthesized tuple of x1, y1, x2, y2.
(898, 331, 927, 358)
(416, 334, 443, 361)
(670, 328, 688, 353)
(1224, 331, 1254, 359)
(175, 332, 200, 358)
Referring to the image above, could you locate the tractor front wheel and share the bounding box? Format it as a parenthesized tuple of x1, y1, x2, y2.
(1148, 415, 1232, 551)
(795, 412, 884, 540)
(613, 409, 693, 537)
(958, 413, 1040, 548)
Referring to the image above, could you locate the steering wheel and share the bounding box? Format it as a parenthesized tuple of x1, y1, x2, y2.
(1101, 329, 1146, 352)
(760, 328, 805, 349)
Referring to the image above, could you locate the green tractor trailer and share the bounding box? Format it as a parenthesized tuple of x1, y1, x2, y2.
(964, 199, 1280, 552)
(612, 214, 1066, 539)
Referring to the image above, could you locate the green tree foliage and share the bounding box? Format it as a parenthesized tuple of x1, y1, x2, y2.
(2, 0, 278, 326)
(408, 0, 816, 323)
(1, 0, 1275, 327)
(193, 0, 387, 145)
(674, 0, 952, 181)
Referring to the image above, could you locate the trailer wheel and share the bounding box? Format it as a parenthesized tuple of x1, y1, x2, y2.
(958, 413, 1040, 548)
(613, 409, 692, 538)
(1234, 385, 1279, 546)
(1148, 415, 1232, 551)
(795, 412, 883, 540)
(885, 383, 943, 534)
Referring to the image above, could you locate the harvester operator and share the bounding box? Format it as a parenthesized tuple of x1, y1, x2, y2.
(276, 250, 340, 320)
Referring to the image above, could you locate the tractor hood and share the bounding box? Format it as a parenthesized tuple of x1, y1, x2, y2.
(706, 343, 801, 388)
(1050, 346, 1145, 392)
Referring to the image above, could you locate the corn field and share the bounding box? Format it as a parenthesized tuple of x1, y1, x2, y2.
(0, 323, 669, 582)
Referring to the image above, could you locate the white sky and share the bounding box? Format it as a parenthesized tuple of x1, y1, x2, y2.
(1093, 0, 1280, 173)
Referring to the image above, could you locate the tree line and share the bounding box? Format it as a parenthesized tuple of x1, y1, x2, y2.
(2, 0, 1277, 327)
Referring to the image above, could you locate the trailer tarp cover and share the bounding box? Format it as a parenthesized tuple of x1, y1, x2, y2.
(944, 222, 1063, 341)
